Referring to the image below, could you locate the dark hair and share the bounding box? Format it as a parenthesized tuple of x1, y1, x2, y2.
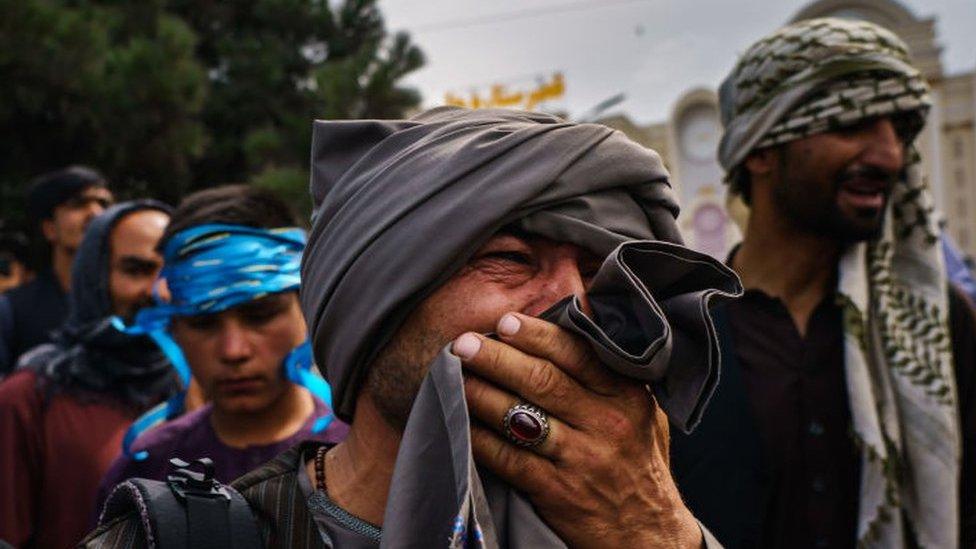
(729, 167, 752, 205)
(28, 165, 107, 220)
(161, 184, 299, 248)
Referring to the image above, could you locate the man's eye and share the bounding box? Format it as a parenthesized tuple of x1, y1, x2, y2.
(240, 305, 285, 326)
(182, 315, 219, 331)
(243, 311, 278, 325)
(120, 264, 158, 277)
(837, 121, 870, 136)
(483, 251, 532, 265)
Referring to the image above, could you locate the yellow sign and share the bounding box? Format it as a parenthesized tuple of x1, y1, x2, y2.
(445, 73, 565, 111)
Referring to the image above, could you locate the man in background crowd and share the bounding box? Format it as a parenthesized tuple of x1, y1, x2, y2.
(671, 18, 976, 549)
(0, 166, 114, 373)
(0, 201, 178, 549)
(96, 185, 346, 512)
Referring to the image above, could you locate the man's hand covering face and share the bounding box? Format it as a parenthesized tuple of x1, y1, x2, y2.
(300, 106, 742, 547)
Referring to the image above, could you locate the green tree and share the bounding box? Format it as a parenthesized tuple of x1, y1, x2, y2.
(0, 0, 207, 225)
(166, 0, 425, 218)
(0, 0, 424, 225)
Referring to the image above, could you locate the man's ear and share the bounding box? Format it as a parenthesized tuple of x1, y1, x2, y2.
(40, 218, 57, 243)
(743, 148, 778, 180)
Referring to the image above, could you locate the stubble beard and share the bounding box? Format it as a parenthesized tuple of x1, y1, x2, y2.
(363, 323, 453, 431)
(773, 151, 890, 244)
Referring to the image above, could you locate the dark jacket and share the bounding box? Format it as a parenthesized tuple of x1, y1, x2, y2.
(0, 269, 67, 374)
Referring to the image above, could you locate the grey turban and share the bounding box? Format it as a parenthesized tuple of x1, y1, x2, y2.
(301, 106, 741, 546)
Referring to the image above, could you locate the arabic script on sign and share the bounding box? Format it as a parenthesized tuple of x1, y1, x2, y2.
(445, 73, 565, 111)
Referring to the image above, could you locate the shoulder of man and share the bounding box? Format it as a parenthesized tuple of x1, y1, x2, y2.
(94, 405, 218, 510)
(133, 404, 215, 457)
(231, 440, 328, 549)
(3, 273, 51, 306)
(80, 512, 148, 549)
(84, 441, 326, 549)
(0, 370, 42, 416)
(81, 443, 315, 549)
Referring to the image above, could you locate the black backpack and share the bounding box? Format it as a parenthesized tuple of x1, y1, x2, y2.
(99, 457, 264, 549)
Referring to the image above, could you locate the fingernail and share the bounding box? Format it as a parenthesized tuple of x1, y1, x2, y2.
(452, 333, 482, 360)
(497, 314, 521, 336)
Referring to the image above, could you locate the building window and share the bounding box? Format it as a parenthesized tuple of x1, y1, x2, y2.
(959, 200, 968, 218)
(953, 137, 965, 160)
(957, 168, 967, 188)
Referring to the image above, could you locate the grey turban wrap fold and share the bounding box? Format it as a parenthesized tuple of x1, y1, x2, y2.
(301, 106, 742, 547)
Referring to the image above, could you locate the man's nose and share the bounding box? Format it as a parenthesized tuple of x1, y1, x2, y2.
(216, 320, 253, 364)
(137, 278, 156, 302)
(527, 260, 592, 317)
(861, 118, 905, 174)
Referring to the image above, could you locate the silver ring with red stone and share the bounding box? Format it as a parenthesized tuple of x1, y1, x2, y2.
(503, 403, 551, 448)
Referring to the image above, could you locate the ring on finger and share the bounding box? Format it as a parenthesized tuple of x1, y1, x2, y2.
(502, 403, 551, 448)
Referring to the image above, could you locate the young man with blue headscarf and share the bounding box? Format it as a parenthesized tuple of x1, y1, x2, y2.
(0, 200, 175, 549)
(95, 185, 347, 514)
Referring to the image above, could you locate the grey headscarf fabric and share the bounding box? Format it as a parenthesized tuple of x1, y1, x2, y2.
(301, 106, 742, 547)
(19, 200, 179, 410)
(718, 18, 958, 549)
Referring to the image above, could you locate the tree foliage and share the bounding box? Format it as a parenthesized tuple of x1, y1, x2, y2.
(0, 0, 424, 225)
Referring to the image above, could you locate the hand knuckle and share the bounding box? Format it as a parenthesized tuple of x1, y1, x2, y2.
(465, 378, 488, 402)
(527, 360, 560, 400)
(543, 428, 564, 457)
(496, 443, 524, 473)
(541, 325, 564, 350)
(483, 342, 503, 368)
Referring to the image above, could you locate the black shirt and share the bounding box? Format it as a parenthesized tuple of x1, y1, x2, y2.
(725, 289, 858, 548)
(0, 269, 68, 374)
(717, 284, 976, 548)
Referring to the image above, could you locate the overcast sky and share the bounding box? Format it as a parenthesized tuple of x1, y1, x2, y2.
(379, 0, 976, 124)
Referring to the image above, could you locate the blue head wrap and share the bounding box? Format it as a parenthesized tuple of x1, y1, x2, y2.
(114, 223, 334, 460)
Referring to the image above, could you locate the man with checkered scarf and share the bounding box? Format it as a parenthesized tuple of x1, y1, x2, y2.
(670, 17, 976, 549)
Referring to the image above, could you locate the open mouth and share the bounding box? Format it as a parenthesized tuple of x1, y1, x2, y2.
(838, 176, 890, 211)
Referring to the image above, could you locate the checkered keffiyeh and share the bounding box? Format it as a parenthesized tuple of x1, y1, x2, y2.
(719, 18, 960, 549)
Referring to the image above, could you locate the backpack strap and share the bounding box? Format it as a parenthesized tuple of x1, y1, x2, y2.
(99, 458, 263, 549)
